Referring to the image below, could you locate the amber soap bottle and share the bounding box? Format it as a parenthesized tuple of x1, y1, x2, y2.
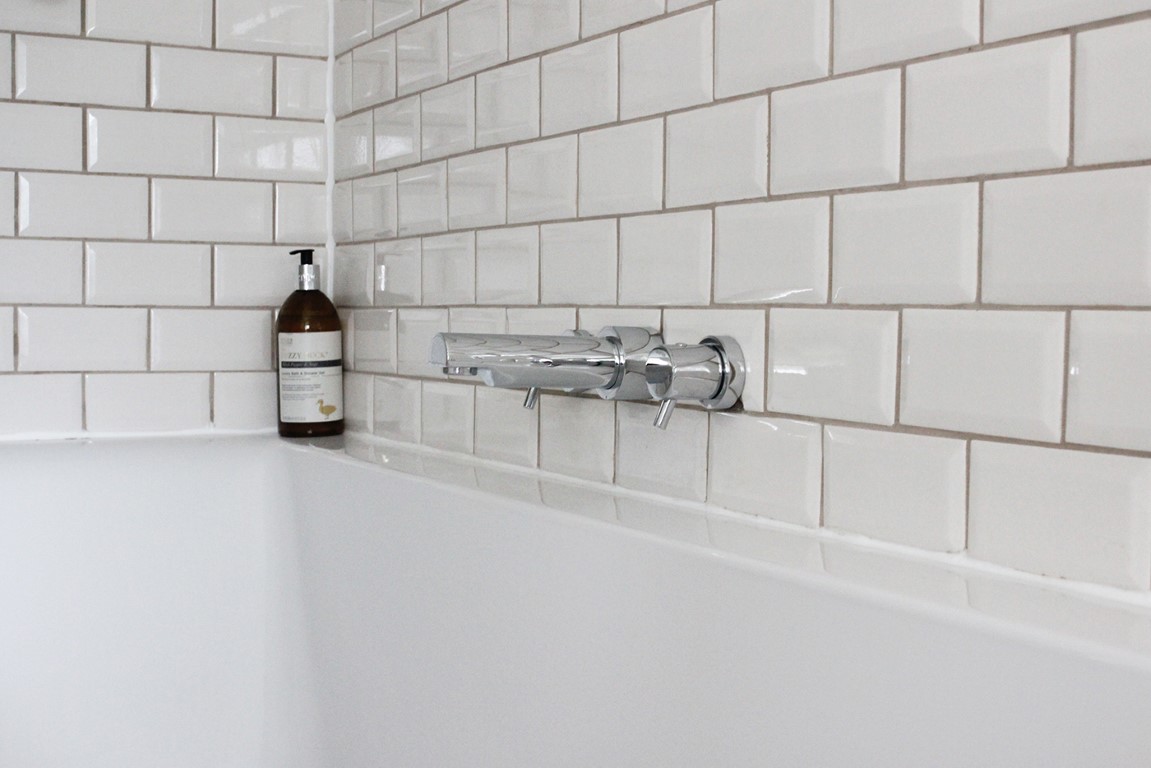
(276, 249, 344, 437)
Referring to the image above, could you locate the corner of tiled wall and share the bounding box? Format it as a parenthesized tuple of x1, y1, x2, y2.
(335, 0, 1151, 594)
(0, 0, 329, 435)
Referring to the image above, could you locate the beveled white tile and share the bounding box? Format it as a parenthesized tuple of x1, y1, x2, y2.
(0, 36, 10, 100)
(477, 59, 539, 147)
(348, 369, 377, 430)
(336, 111, 370, 180)
(422, 232, 475, 304)
(983, 167, 1151, 304)
(906, 37, 1070, 180)
(277, 56, 328, 119)
(0, 241, 82, 304)
(151, 47, 273, 116)
(619, 7, 712, 120)
(832, 184, 979, 305)
(152, 309, 272, 371)
(421, 79, 475, 160)
(376, 238, 422, 306)
(86, 373, 210, 433)
(541, 35, 617, 135)
(276, 182, 327, 243)
(421, 381, 474, 453)
(88, 109, 212, 176)
(448, 0, 508, 80)
(87, 0, 213, 46)
(216, 116, 326, 182)
(397, 161, 448, 235)
(216, 0, 328, 56)
(475, 387, 538, 467)
(507, 135, 576, 223)
(335, 0, 374, 53)
(770, 69, 902, 194)
(334, 52, 353, 117)
(0, 173, 11, 237)
(0, 2, 80, 35)
(447, 148, 506, 229)
(1077, 19, 1151, 165)
(0, 103, 82, 171)
(449, 307, 507, 334)
(619, 210, 711, 306)
(667, 97, 768, 208)
(87, 243, 211, 307)
(352, 34, 396, 109)
(152, 179, 272, 243)
(616, 401, 709, 501)
(664, 309, 766, 412)
(708, 414, 822, 526)
(1068, 312, 1151, 452)
(833, 0, 979, 73)
(900, 309, 1064, 440)
(578, 308, 660, 334)
(578, 119, 663, 216)
(375, 0, 420, 35)
(476, 226, 538, 305)
(984, 0, 1149, 42)
(214, 244, 303, 306)
(509, 0, 578, 58)
(371, 376, 420, 442)
(16, 36, 145, 107)
(970, 441, 1151, 589)
(0, 375, 82, 434)
(715, 0, 830, 98)
(505, 306, 575, 333)
(333, 180, 355, 242)
(352, 173, 399, 240)
(334, 244, 376, 307)
(824, 426, 967, 551)
(213, 371, 277, 430)
(397, 14, 448, 96)
(768, 308, 898, 424)
(19, 173, 148, 240)
(540, 219, 617, 305)
(18, 307, 148, 372)
(539, 393, 615, 481)
(353, 309, 398, 373)
(0, 311, 12, 372)
(375, 96, 421, 170)
(581, 0, 662, 37)
(715, 198, 829, 305)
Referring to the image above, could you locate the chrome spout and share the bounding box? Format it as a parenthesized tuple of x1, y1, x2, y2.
(428, 327, 664, 400)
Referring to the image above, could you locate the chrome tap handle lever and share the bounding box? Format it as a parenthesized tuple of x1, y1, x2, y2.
(523, 387, 540, 409)
(645, 336, 745, 428)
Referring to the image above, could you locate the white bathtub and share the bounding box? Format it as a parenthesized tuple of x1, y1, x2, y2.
(3, 435, 1151, 767)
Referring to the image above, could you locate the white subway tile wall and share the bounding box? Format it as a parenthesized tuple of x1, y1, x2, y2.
(329, 1, 1151, 592)
(9, 1, 1151, 594)
(0, 0, 327, 436)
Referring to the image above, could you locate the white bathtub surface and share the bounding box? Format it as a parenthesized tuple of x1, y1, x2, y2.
(2, 434, 1151, 767)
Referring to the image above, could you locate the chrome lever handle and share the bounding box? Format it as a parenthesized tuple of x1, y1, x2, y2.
(645, 336, 745, 429)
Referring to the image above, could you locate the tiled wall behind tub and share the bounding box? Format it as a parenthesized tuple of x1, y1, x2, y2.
(0, 0, 329, 435)
(335, 0, 1151, 593)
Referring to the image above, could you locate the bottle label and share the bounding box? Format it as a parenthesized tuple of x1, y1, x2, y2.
(278, 331, 343, 423)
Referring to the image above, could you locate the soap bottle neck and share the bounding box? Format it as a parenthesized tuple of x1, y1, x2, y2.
(299, 263, 318, 291)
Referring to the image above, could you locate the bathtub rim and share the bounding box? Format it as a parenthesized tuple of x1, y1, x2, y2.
(5, 429, 1151, 675)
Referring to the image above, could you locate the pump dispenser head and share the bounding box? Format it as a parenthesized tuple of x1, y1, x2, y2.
(291, 248, 318, 291)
